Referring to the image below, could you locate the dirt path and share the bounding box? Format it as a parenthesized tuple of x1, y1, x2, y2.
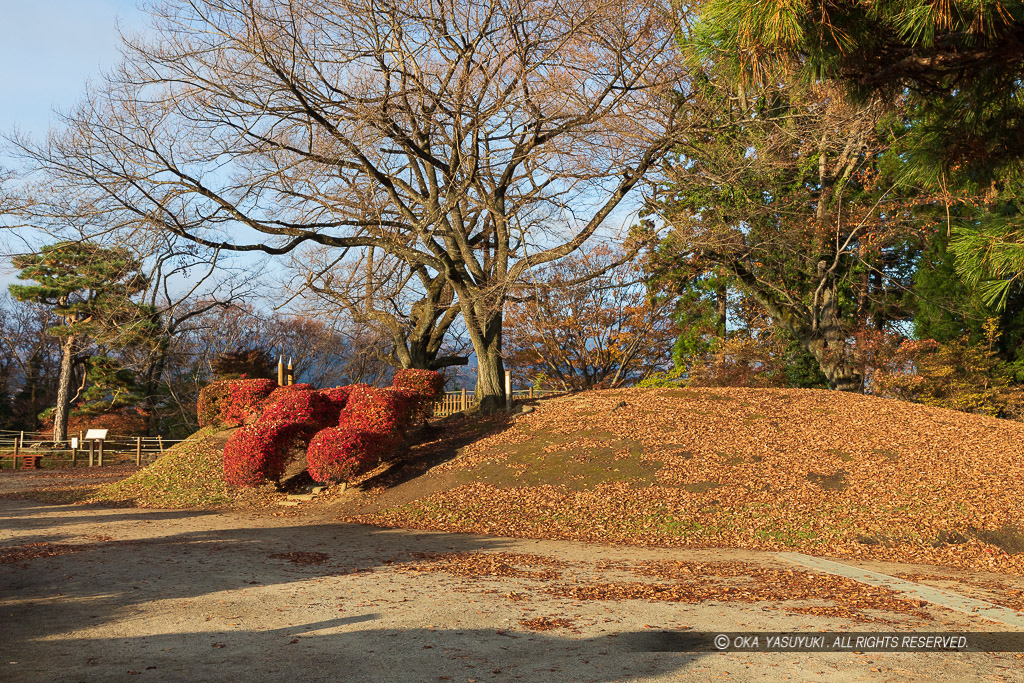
(2, 495, 1023, 682)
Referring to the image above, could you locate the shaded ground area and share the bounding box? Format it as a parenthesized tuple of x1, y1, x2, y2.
(2, 498, 1024, 682)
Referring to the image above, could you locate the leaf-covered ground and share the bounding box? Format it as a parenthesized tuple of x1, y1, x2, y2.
(392, 551, 934, 625)
(343, 387, 1024, 573)
(86, 427, 279, 509)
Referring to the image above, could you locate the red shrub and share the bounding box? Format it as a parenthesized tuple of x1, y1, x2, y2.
(342, 385, 413, 437)
(306, 425, 388, 483)
(317, 386, 350, 411)
(271, 383, 314, 392)
(223, 377, 437, 487)
(392, 369, 445, 402)
(217, 379, 277, 426)
(258, 387, 336, 427)
(223, 420, 309, 486)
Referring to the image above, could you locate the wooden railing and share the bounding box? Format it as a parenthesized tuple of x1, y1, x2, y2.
(431, 388, 556, 418)
(0, 429, 187, 470)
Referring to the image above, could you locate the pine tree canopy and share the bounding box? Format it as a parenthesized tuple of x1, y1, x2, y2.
(693, 0, 1024, 182)
(9, 241, 152, 340)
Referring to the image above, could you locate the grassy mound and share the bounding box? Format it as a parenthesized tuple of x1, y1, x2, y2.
(344, 387, 1024, 573)
(88, 427, 275, 508)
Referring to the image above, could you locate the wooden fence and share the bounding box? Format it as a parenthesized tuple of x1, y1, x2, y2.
(0, 429, 188, 470)
(430, 387, 554, 418)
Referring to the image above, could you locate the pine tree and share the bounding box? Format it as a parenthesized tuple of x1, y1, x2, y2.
(9, 242, 153, 442)
(211, 347, 276, 381)
(650, 71, 919, 391)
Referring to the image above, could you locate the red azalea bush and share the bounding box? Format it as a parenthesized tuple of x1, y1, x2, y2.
(258, 387, 337, 426)
(223, 420, 309, 486)
(270, 383, 314, 393)
(306, 425, 387, 483)
(219, 370, 444, 487)
(343, 385, 414, 437)
(392, 369, 445, 403)
(199, 378, 277, 427)
(317, 386, 350, 412)
(305, 386, 425, 484)
(197, 381, 232, 427)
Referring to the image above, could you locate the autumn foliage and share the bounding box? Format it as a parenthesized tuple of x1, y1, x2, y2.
(259, 386, 339, 425)
(392, 369, 445, 405)
(504, 247, 678, 391)
(306, 383, 433, 484)
(197, 378, 277, 427)
(211, 370, 444, 487)
(223, 421, 312, 487)
(306, 425, 388, 483)
(871, 321, 1024, 419)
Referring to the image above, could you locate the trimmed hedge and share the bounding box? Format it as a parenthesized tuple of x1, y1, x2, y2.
(392, 368, 445, 409)
(306, 425, 388, 483)
(214, 369, 445, 487)
(223, 420, 310, 486)
(197, 381, 231, 427)
(317, 386, 350, 412)
(259, 387, 337, 426)
(342, 385, 414, 437)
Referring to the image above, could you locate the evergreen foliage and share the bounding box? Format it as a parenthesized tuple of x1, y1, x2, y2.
(8, 241, 154, 440)
(211, 347, 276, 380)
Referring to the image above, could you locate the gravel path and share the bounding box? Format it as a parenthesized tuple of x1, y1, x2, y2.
(2, 496, 1023, 682)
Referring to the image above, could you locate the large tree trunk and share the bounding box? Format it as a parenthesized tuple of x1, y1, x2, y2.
(806, 339, 863, 391)
(734, 265, 864, 393)
(814, 280, 864, 392)
(474, 340, 506, 413)
(463, 306, 506, 414)
(52, 335, 76, 443)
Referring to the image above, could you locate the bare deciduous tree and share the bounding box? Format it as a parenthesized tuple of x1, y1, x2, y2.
(295, 245, 468, 371)
(505, 245, 679, 390)
(9, 0, 692, 412)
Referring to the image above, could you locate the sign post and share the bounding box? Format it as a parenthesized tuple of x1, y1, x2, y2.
(85, 429, 108, 467)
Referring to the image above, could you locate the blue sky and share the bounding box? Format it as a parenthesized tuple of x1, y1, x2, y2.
(0, 0, 147, 141)
(0, 1, 148, 278)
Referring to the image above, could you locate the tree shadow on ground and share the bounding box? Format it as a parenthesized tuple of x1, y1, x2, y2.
(355, 412, 514, 494)
(2, 624, 701, 683)
(0, 494, 703, 682)
(1, 498, 518, 644)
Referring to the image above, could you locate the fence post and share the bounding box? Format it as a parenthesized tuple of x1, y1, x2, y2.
(530, 386, 534, 399)
(71, 439, 77, 465)
(136, 437, 142, 466)
(13, 437, 19, 457)
(97, 440, 103, 467)
(157, 435, 164, 453)
(277, 356, 285, 386)
(460, 388, 467, 412)
(505, 370, 512, 412)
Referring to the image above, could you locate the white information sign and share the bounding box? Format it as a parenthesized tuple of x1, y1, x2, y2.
(84, 429, 109, 441)
(70, 437, 79, 449)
